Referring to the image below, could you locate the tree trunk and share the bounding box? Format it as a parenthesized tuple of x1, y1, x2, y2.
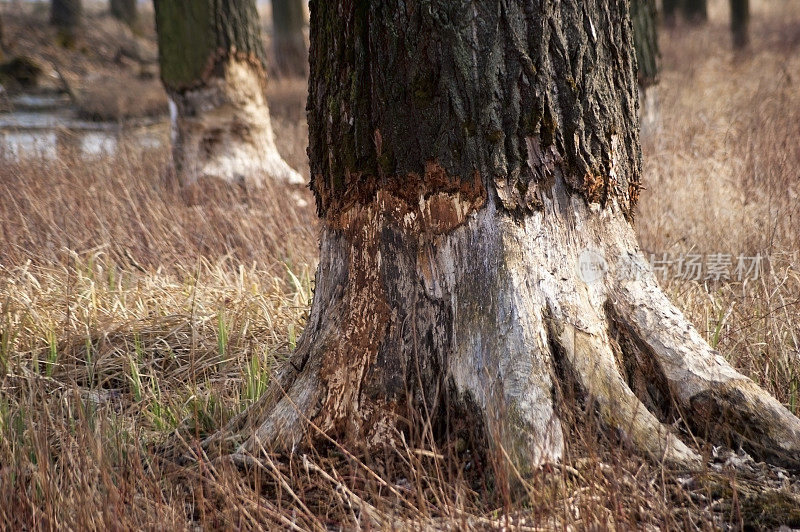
(662, 0, 681, 25)
(683, 0, 708, 24)
(0, 14, 5, 58)
(153, 0, 302, 187)
(730, 0, 749, 49)
(110, 0, 138, 31)
(51, 0, 82, 45)
(631, 0, 660, 129)
(271, 0, 307, 77)
(211, 0, 800, 475)
(632, 0, 659, 88)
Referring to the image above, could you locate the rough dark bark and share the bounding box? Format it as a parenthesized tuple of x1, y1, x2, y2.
(272, 0, 308, 77)
(110, 0, 138, 31)
(51, 0, 82, 43)
(730, 0, 749, 49)
(153, 0, 301, 186)
(210, 0, 800, 475)
(631, 0, 659, 88)
(683, 0, 708, 24)
(308, 0, 640, 220)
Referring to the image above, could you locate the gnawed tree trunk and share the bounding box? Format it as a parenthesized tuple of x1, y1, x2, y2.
(683, 0, 708, 24)
(272, 0, 307, 78)
(51, 0, 82, 45)
(110, 0, 138, 32)
(730, 0, 749, 49)
(153, 0, 302, 187)
(211, 0, 800, 474)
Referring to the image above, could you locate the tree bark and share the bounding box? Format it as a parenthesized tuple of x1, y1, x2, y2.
(153, 0, 302, 187)
(272, 0, 308, 77)
(211, 0, 800, 475)
(51, 0, 82, 44)
(110, 0, 138, 31)
(683, 0, 708, 24)
(730, 0, 749, 49)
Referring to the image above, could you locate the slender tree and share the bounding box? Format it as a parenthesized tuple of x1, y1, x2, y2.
(212, 0, 800, 474)
(683, 0, 708, 23)
(730, 0, 749, 49)
(662, 0, 681, 24)
(631, 0, 659, 89)
(272, 0, 307, 77)
(0, 14, 5, 59)
(51, 0, 82, 44)
(110, 0, 138, 31)
(153, 0, 302, 187)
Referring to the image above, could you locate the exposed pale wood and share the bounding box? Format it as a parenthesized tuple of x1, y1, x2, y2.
(204, 0, 800, 477)
(166, 59, 302, 186)
(154, 0, 302, 186)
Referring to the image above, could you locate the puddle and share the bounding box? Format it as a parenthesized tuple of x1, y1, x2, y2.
(9, 93, 73, 111)
(1, 131, 58, 160)
(0, 109, 168, 161)
(80, 132, 118, 157)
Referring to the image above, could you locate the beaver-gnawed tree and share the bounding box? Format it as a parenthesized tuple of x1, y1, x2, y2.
(212, 0, 800, 474)
(153, 0, 302, 187)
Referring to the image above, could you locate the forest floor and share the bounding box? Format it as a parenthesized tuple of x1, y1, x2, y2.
(1, 0, 800, 530)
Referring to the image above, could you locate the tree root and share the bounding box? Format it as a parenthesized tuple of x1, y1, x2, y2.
(611, 272, 800, 468)
(204, 184, 800, 477)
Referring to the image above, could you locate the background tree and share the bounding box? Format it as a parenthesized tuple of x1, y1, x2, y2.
(0, 13, 5, 59)
(272, 0, 307, 77)
(50, 0, 82, 45)
(683, 0, 708, 23)
(212, 0, 800, 474)
(632, 0, 660, 128)
(662, 0, 681, 24)
(730, 0, 749, 49)
(632, 0, 659, 89)
(110, 0, 139, 32)
(153, 0, 302, 187)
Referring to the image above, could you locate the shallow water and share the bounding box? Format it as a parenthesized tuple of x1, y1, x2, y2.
(0, 95, 169, 161)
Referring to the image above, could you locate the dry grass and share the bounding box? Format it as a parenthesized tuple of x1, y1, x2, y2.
(1, 0, 800, 529)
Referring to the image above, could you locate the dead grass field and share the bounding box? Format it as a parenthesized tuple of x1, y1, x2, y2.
(1, 1, 799, 529)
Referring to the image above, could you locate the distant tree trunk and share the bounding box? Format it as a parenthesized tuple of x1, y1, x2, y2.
(51, 0, 82, 44)
(272, 0, 307, 77)
(632, 0, 659, 88)
(0, 14, 5, 58)
(662, 0, 681, 25)
(683, 0, 708, 23)
(153, 0, 302, 187)
(210, 0, 800, 475)
(632, 0, 660, 128)
(730, 0, 749, 49)
(110, 0, 138, 31)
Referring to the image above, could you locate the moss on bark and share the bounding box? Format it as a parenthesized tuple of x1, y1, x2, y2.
(307, 0, 642, 220)
(154, 0, 268, 93)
